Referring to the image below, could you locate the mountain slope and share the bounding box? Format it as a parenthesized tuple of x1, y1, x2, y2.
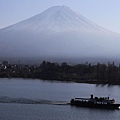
(0, 5, 120, 59)
(2, 6, 107, 33)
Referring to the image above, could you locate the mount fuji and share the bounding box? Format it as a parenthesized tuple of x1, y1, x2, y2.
(0, 5, 120, 61)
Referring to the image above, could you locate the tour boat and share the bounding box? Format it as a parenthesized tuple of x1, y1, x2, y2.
(70, 95, 120, 109)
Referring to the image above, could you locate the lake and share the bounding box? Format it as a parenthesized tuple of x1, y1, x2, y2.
(0, 78, 120, 120)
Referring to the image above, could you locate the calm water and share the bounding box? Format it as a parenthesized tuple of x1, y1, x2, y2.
(0, 78, 120, 120)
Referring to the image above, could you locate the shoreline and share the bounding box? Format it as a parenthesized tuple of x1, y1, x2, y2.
(1, 77, 120, 86)
(1, 60, 120, 85)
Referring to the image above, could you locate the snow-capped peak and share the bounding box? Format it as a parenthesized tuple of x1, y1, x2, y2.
(3, 5, 107, 33)
(0, 6, 120, 59)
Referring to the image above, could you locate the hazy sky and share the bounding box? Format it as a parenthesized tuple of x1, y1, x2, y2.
(1, 0, 120, 34)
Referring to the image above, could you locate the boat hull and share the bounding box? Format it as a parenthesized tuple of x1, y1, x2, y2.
(70, 99, 120, 109)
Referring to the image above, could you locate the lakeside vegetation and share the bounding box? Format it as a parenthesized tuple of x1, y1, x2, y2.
(1, 60, 120, 84)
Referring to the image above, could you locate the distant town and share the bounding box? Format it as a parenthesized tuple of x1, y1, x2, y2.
(0, 60, 120, 85)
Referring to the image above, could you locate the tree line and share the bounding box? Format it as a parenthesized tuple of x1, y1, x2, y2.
(37, 61, 120, 84)
(1, 60, 120, 84)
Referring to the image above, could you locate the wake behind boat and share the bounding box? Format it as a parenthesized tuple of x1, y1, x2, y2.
(70, 95, 120, 109)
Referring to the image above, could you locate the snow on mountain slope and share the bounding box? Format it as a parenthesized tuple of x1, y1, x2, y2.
(2, 5, 107, 33)
(0, 5, 120, 59)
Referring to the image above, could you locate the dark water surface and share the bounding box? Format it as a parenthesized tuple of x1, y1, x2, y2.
(0, 78, 120, 120)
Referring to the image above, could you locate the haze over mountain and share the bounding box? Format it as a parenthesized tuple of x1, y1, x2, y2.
(0, 5, 120, 62)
